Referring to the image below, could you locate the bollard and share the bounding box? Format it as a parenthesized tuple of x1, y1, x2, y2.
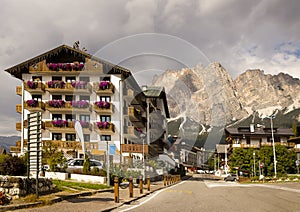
(139, 176, 143, 194)
(147, 175, 150, 191)
(129, 177, 133, 198)
(164, 175, 167, 186)
(114, 177, 119, 203)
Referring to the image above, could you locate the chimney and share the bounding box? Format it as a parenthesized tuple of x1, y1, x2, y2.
(250, 124, 255, 133)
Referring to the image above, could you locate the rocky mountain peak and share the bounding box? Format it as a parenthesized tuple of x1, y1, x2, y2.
(152, 64, 300, 126)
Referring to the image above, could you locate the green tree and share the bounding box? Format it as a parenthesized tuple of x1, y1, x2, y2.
(42, 141, 67, 172)
(0, 155, 26, 176)
(83, 154, 90, 174)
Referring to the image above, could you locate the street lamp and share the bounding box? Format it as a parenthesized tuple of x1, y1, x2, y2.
(253, 152, 256, 177)
(140, 133, 146, 182)
(266, 115, 277, 178)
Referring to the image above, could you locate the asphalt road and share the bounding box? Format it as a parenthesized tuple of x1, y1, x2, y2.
(114, 174, 300, 212)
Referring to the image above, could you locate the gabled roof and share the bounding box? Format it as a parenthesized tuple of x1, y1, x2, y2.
(225, 127, 294, 137)
(142, 86, 170, 118)
(4, 44, 131, 80)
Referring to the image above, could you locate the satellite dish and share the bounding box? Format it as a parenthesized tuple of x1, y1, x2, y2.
(75, 121, 85, 157)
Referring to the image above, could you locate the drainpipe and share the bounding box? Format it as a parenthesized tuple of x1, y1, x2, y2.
(21, 80, 24, 155)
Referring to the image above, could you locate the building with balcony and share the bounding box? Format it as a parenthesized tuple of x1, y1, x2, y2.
(225, 125, 295, 149)
(5, 45, 170, 164)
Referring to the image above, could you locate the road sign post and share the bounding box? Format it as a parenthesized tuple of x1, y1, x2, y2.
(27, 112, 42, 198)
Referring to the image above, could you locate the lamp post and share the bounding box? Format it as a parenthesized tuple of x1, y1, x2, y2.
(266, 115, 277, 178)
(253, 152, 256, 177)
(140, 133, 146, 182)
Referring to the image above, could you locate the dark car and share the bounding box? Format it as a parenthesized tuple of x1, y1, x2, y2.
(224, 174, 238, 182)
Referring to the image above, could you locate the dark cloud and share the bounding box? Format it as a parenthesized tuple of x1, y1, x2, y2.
(1, 0, 300, 135)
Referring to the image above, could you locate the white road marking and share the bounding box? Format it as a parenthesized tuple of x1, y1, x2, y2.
(204, 181, 300, 193)
(119, 181, 186, 212)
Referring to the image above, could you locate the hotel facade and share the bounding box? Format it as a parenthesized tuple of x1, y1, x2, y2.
(5, 45, 170, 165)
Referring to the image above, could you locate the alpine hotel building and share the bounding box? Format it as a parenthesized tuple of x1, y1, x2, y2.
(5, 45, 170, 165)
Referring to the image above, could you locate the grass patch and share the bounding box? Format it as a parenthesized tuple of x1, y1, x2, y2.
(52, 180, 111, 191)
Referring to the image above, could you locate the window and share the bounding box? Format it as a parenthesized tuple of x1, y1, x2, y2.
(32, 95, 42, 101)
(52, 76, 62, 81)
(101, 135, 111, 141)
(65, 95, 75, 101)
(83, 134, 90, 142)
(52, 133, 62, 140)
(100, 76, 111, 82)
(32, 76, 42, 81)
(100, 115, 111, 122)
(66, 76, 76, 82)
(52, 114, 62, 120)
(80, 115, 90, 122)
(79, 76, 90, 82)
(100, 96, 111, 102)
(80, 95, 90, 101)
(52, 95, 62, 100)
(66, 133, 76, 141)
(66, 114, 76, 122)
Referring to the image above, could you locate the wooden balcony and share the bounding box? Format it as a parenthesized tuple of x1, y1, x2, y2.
(124, 126, 141, 140)
(43, 140, 99, 151)
(44, 120, 92, 133)
(10, 146, 21, 153)
(45, 101, 92, 114)
(16, 120, 30, 131)
(128, 106, 143, 122)
(94, 122, 115, 135)
(93, 103, 113, 115)
(93, 82, 114, 95)
(240, 144, 260, 149)
(43, 140, 82, 150)
(16, 86, 22, 96)
(45, 82, 92, 94)
(16, 104, 22, 113)
(23, 81, 45, 94)
(23, 101, 45, 112)
(121, 144, 148, 154)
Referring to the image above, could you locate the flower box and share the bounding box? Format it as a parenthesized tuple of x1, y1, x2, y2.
(94, 101, 110, 109)
(70, 100, 89, 108)
(49, 100, 65, 108)
(26, 99, 38, 107)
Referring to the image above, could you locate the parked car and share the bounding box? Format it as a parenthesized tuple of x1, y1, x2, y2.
(197, 169, 205, 174)
(224, 174, 239, 182)
(66, 158, 103, 173)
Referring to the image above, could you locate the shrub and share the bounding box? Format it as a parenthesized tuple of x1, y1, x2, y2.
(0, 155, 26, 176)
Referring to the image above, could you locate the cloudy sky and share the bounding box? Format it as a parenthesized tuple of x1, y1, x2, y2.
(1, 0, 300, 136)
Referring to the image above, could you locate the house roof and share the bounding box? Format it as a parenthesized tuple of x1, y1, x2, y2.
(0, 148, 6, 154)
(225, 127, 294, 137)
(142, 86, 170, 118)
(4, 44, 132, 80)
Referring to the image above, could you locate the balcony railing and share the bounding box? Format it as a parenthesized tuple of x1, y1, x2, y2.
(45, 81, 92, 94)
(10, 146, 21, 153)
(29, 60, 86, 74)
(94, 122, 115, 134)
(240, 144, 260, 148)
(93, 81, 114, 95)
(124, 126, 142, 140)
(121, 144, 148, 154)
(16, 121, 27, 131)
(43, 140, 99, 151)
(24, 81, 45, 94)
(44, 120, 92, 133)
(93, 102, 113, 114)
(45, 101, 92, 113)
(23, 101, 45, 112)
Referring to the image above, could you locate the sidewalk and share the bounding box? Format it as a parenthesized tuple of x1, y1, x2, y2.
(0, 177, 188, 212)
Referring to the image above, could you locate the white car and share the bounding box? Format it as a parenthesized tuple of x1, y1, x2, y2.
(197, 169, 205, 174)
(66, 158, 103, 173)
